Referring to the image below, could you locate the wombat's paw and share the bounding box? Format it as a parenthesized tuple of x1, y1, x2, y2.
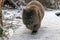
(31, 31, 37, 35)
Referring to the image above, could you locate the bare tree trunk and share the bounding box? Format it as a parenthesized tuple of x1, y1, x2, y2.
(10, 0, 18, 8)
(0, 0, 3, 38)
(4, 0, 18, 8)
(0, 0, 3, 26)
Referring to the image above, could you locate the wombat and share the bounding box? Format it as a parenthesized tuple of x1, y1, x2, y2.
(22, 0, 44, 34)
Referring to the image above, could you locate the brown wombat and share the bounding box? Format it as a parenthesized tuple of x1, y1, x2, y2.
(22, 0, 44, 34)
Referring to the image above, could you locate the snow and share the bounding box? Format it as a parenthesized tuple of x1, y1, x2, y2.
(1, 9, 60, 40)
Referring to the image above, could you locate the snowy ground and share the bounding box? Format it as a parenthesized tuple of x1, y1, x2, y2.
(1, 9, 60, 40)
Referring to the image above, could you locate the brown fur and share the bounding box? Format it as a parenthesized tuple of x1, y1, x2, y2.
(22, 0, 44, 32)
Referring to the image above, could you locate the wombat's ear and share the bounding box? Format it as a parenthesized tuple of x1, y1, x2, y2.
(30, 10, 34, 13)
(23, 8, 26, 12)
(23, 9, 25, 11)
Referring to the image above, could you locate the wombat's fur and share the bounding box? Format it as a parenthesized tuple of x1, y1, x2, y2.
(22, 0, 44, 33)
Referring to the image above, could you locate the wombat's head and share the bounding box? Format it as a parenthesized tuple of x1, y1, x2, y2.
(22, 7, 38, 25)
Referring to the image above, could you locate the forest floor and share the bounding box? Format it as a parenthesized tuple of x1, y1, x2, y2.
(2, 8, 60, 40)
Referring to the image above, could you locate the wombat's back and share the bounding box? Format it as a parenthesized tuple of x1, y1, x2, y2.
(27, 0, 44, 20)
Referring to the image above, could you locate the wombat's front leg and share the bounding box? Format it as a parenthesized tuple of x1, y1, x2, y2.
(32, 23, 40, 34)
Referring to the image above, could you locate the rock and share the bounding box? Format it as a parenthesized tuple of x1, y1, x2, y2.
(55, 12, 60, 16)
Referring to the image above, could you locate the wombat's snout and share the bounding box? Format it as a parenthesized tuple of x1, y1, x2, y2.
(26, 20, 33, 25)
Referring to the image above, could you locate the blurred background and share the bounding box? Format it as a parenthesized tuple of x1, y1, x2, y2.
(2, 0, 60, 9)
(0, 0, 60, 40)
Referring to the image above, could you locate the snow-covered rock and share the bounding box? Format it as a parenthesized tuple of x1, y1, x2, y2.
(2, 8, 60, 40)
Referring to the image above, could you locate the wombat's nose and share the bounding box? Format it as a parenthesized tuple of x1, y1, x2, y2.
(26, 22, 29, 24)
(26, 20, 33, 25)
(30, 21, 33, 24)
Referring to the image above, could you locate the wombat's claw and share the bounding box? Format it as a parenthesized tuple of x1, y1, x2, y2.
(31, 31, 37, 35)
